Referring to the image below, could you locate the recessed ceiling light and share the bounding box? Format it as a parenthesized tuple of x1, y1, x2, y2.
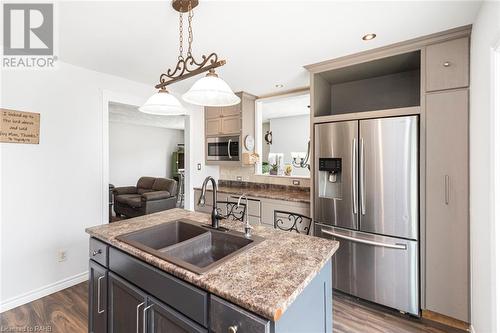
(362, 33, 377, 41)
(275, 84, 284, 88)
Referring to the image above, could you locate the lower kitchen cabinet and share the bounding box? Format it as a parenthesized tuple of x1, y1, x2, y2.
(89, 240, 330, 333)
(108, 273, 147, 333)
(89, 260, 107, 333)
(108, 272, 207, 333)
(260, 198, 310, 228)
(193, 189, 310, 228)
(147, 297, 206, 333)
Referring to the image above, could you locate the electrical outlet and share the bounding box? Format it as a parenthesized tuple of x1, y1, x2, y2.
(58, 250, 67, 262)
(292, 179, 300, 186)
(197, 163, 202, 171)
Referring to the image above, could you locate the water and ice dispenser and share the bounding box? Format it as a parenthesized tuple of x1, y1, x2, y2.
(318, 157, 342, 199)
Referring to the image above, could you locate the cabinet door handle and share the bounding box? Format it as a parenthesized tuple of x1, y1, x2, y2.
(228, 325, 238, 333)
(97, 275, 105, 314)
(444, 175, 450, 205)
(92, 249, 102, 256)
(143, 304, 154, 333)
(136, 302, 145, 333)
(228, 139, 232, 159)
(443, 61, 451, 67)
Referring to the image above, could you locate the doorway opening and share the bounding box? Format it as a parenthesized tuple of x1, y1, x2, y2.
(100, 91, 188, 224)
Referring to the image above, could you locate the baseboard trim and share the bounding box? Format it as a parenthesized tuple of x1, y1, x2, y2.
(0, 271, 88, 313)
(422, 309, 470, 332)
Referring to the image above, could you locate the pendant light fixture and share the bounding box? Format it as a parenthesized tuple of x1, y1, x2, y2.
(139, 87, 184, 115)
(140, 0, 239, 115)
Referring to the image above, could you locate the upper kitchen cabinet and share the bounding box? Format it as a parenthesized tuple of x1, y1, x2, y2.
(204, 92, 255, 137)
(425, 37, 469, 92)
(309, 51, 421, 120)
(205, 91, 257, 166)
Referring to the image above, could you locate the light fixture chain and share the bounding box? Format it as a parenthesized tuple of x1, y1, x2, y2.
(187, 1, 194, 57)
(178, 11, 184, 60)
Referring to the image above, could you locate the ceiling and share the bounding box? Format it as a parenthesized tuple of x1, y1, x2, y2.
(261, 93, 310, 122)
(58, 1, 481, 97)
(109, 102, 185, 129)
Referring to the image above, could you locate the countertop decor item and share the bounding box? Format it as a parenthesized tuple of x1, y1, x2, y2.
(270, 163, 278, 175)
(140, 0, 239, 114)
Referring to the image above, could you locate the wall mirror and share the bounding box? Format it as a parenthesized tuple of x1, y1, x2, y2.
(255, 90, 310, 178)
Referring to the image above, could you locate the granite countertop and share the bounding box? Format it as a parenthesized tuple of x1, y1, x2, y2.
(86, 209, 338, 321)
(193, 185, 311, 203)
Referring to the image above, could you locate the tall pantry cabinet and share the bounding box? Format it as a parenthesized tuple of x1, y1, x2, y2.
(424, 37, 470, 324)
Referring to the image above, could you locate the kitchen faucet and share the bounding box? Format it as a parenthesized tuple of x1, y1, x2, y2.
(198, 176, 223, 229)
(237, 193, 253, 238)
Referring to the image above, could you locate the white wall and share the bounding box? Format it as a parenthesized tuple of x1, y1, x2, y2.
(470, 2, 500, 332)
(269, 115, 310, 177)
(0, 62, 155, 311)
(109, 122, 184, 187)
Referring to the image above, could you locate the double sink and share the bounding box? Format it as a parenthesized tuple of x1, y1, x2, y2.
(116, 220, 263, 274)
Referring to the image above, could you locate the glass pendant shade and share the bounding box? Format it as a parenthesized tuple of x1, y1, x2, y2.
(182, 71, 240, 107)
(139, 89, 186, 115)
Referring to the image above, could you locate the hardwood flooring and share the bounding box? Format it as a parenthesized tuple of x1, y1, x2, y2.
(1, 282, 88, 333)
(332, 291, 464, 333)
(1, 282, 462, 333)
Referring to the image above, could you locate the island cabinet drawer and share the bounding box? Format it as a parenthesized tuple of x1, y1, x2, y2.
(108, 247, 208, 327)
(210, 295, 270, 333)
(89, 238, 108, 267)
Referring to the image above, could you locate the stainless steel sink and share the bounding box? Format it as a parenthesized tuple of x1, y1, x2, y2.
(116, 219, 263, 274)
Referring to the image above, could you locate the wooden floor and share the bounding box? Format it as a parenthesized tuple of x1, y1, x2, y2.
(1, 282, 88, 332)
(1, 282, 461, 333)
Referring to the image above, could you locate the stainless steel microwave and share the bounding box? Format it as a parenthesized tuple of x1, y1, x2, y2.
(207, 136, 240, 161)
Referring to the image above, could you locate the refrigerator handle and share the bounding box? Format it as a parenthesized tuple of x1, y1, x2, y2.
(360, 137, 366, 215)
(320, 228, 407, 250)
(352, 138, 357, 215)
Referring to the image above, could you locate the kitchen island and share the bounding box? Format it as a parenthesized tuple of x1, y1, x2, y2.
(86, 208, 338, 333)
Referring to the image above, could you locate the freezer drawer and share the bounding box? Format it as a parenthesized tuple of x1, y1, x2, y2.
(316, 224, 419, 315)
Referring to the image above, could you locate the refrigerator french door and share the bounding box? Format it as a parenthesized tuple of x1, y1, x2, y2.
(314, 115, 419, 315)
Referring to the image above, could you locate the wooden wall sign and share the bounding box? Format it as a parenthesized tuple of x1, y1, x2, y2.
(0, 109, 40, 144)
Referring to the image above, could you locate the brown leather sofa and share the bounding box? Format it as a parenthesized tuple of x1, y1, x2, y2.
(113, 177, 177, 218)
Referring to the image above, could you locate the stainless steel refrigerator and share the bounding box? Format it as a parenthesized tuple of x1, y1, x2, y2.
(314, 115, 419, 315)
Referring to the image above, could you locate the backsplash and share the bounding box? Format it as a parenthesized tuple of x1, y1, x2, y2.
(219, 166, 311, 188)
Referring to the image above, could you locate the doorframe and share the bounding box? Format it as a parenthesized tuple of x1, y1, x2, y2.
(99, 90, 189, 224)
(493, 39, 500, 331)
(100, 90, 145, 224)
